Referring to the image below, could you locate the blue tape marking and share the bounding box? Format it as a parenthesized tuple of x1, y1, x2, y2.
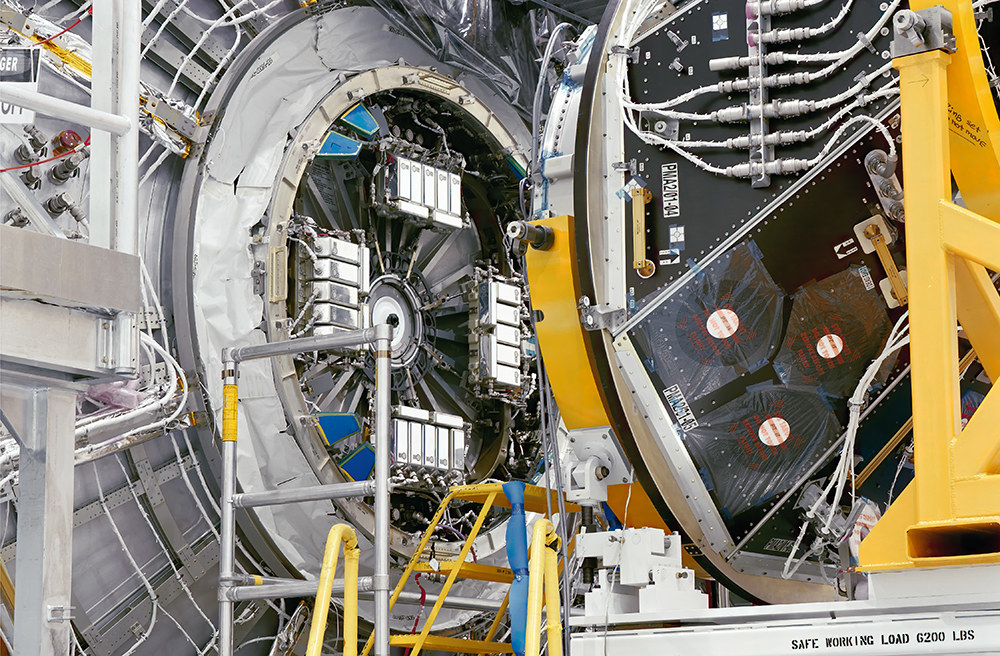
(687, 257, 706, 282)
(698, 466, 714, 492)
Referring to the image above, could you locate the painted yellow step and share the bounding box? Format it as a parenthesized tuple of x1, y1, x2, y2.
(450, 483, 580, 515)
(390, 634, 514, 654)
(411, 560, 514, 583)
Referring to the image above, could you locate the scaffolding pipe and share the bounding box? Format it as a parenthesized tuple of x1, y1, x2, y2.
(225, 581, 501, 610)
(226, 326, 379, 363)
(217, 319, 395, 656)
(114, 0, 141, 256)
(373, 321, 393, 656)
(218, 364, 239, 656)
(232, 480, 378, 508)
(0, 84, 132, 135)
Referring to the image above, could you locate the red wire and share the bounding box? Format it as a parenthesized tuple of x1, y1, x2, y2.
(402, 573, 428, 656)
(29, 7, 92, 48)
(0, 133, 91, 173)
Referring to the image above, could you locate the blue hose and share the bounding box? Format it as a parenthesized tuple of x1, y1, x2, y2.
(503, 481, 529, 656)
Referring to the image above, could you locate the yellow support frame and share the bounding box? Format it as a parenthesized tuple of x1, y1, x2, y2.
(858, 1, 1000, 570)
(359, 483, 577, 656)
(362, 488, 498, 656)
(524, 519, 563, 656)
(306, 524, 361, 656)
(525, 215, 612, 429)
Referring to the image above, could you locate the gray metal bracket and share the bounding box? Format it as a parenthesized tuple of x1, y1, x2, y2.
(579, 296, 627, 332)
(892, 6, 958, 58)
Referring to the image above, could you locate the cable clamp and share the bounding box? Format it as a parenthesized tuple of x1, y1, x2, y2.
(856, 31, 877, 55)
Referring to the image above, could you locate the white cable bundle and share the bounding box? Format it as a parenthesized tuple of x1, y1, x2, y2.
(614, 0, 900, 178)
(782, 312, 913, 579)
(761, 0, 854, 44)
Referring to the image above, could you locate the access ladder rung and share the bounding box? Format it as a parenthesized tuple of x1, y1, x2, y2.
(450, 483, 581, 515)
(412, 560, 514, 583)
(390, 634, 514, 654)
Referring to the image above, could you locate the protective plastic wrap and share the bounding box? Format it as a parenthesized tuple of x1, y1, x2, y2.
(683, 385, 842, 519)
(365, 0, 544, 115)
(631, 243, 784, 402)
(773, 267, 892, 398)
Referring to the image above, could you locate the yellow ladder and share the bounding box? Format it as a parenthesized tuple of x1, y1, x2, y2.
(359, 482, 579, 656)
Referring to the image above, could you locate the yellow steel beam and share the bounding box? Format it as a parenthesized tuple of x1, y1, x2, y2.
(953, 378, 1000, 476)
(955, 261, 1000, 382)
(411, 561, 515, 584)
(390, 635, 514, 653)
(525, 216, 612, 429)
(911, 0, 1000, 217)
(451, 482, 580, 515)
(940, 200, 1000, 270)
(898, 49, 959, 526)
(859, 5, 1000, 569)
(952, 475, 1000, 518)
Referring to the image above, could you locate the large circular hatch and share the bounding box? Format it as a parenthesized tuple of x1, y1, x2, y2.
(169, 8, 540, 631)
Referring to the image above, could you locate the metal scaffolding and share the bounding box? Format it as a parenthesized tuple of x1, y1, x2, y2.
(216, 321, 396, 656)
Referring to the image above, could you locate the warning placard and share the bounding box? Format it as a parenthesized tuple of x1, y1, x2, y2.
(1, 49, 41, 124)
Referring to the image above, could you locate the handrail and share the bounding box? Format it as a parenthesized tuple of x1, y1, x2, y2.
(306, 524, 361, 656)
(525, 519, 562, 656)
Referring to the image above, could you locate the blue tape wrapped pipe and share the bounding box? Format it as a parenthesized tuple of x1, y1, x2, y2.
(503, 481, 529, 656)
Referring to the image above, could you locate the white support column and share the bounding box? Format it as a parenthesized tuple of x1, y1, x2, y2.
(2, 382, 77, 656)
(89, 0, 140, 254)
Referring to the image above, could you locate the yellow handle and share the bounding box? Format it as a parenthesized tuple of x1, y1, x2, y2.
(306, 524, 361, 656)
(525, 519, 562, 656)
(631, 187, 654, 276)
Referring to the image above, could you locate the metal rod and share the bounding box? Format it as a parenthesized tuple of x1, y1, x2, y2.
(227, 576, 373, 600)
(114, 0, 140, 256)
(232, 480, 378, 508)
(0, 84, 132, 135)
(373, 321, 394, 656)
(228, 579, 500, 612)
(227, 326, 378, 363)
(218, 364, 239, 656)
